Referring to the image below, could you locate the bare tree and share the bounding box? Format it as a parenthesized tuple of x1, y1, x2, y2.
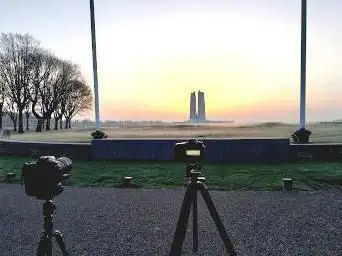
(0, 33, 39, 133)
(31, 55, 79, 132)
(50, 60, 82, 129)
(30, 50, 58, 132)
(64, 80, 92, 129)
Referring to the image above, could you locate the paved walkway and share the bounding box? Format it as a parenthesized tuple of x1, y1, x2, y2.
(1, 184, 341, 255)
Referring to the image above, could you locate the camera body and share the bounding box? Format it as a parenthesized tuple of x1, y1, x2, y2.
(174, 139, 206, 177)
(21, 156, 72, 200)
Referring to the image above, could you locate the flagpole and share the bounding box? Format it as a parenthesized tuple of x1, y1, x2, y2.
(292, 0, 311, 143)
(90, 0, 100, 130)
(300, 0, 307, 129)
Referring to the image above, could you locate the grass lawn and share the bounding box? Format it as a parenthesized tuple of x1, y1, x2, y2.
(1, 155, 342, 190)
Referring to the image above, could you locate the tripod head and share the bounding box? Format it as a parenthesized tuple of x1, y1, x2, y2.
(174, 139, 206, 178)
(188, 170, 207, 186)
(189, 170, 201, 180)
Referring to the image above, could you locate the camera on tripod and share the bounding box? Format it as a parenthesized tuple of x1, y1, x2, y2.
(21, 156, 72, 200)
(174, 139, 206, 177)
(170, 139, 237, 255)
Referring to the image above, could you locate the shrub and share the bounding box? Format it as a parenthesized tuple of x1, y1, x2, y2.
(91, 130, 108, 139)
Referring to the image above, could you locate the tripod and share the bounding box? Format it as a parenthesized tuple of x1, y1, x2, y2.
(36, 200, 70, 256)
(169, 171, 237, 256)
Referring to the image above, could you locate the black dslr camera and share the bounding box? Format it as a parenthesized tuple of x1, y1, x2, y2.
(174, 139, 206, 177)
(21, 156, 72, 200)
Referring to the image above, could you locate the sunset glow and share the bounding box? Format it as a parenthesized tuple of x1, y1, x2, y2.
(2, 0, 342, 122)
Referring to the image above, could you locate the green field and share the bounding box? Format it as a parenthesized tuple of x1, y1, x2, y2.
(1, 155, 342, 190)
(4, 122, 342, 143)
(2, 122, 342, 191)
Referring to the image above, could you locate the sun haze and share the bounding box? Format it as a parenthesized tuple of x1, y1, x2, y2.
(2, 0, 342, 123)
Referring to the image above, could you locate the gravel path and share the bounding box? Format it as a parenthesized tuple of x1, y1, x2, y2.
(1, 184, 342, 256)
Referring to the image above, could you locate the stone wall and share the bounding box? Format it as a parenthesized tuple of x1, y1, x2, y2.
(0, 139, 91, 160)
(290, 143, 342, 162)
(91, 138, 290, 164)
(2, 138, 342, 164)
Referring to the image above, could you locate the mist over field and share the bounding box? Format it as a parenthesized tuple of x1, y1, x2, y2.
(4, 121, 342, 143)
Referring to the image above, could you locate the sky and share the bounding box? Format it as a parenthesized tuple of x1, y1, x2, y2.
(1, 0, 342, 123)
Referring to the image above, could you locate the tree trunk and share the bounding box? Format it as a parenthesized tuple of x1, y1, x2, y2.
(0, 111, 2, 130)
(18, 108, 24, 133)
(64, 118, 69, 129)
(26, 115, 29, 130)
(68, 119, 71, 129)
(13, 118, 17, 131)
(0, 102, 3, 129)
(60, 119, 63, 129)
(54, 118, 59, 130)
(46, 118, 51, 131)
(36, 118, 43, 132)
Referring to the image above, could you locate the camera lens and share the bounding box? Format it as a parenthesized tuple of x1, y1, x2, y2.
(56, 157, 72, 173)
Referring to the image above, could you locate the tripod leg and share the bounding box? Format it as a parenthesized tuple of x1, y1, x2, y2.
(36, 234, 52, 256)
(193, 182, 198, 252)
(169, 184, 194, 256)
(198, 183, 237, 256)
(36, 235, 46, 256)
(54, 230, 70, 256)
(46, 238, 53, 256)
